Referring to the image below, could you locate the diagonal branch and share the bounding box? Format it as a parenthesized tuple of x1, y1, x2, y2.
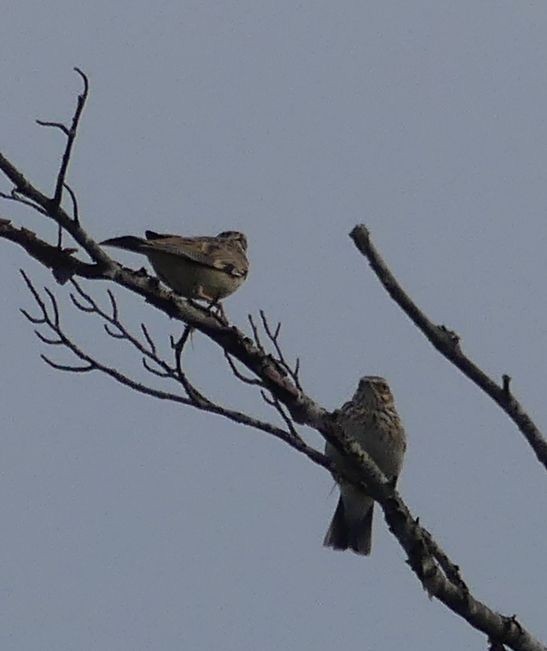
(0, 219, 102, 281)
(0, 149, 111, 267)
(350, 224, 547, 472)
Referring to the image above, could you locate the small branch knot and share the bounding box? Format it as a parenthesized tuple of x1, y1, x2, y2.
(436, 324, 461, 347)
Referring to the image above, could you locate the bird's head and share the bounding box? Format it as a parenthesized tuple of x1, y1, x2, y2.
(216, 231, 248, 251)
(353, 376, 394, 407)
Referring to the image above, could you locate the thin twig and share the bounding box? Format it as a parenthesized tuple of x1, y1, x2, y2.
(35, 330, 63, 346)
(260, 389, 304, 444)
(103, 323, 125, 339)
(142, 356, 172, 378)
(41, 356, 94, 372)
(21, 274, 325, 468)
(259, 309, 302, 388)
(68, 280, 182, 384)
(106, 289, 118, 321)
(141, 323, 157, 355)
(224, 350, 263, 386)
(248, 314, 264, 352)
(52, 67, 89, 210)
(35, 121, 70, 136)
(0, 190, 49, 215)
(171, 326, 212, 405)
(63, 182, 79, 223)
(19, 308, 46, 325)
(35, 68, 89, 247)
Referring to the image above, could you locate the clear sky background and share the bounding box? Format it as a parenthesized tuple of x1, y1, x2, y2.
(1, 2, 547, 650)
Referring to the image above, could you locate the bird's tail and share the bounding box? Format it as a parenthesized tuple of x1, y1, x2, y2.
(100, 235, 147, 252)
(323, 497, 373, 556)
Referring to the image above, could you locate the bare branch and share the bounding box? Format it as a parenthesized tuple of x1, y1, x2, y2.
(35, 330, 63, 346)
(43, 286, 60, 327)
(36, 120, 70, 136)
(106, 289, 118, 320)
(350, 224, 547, 472)
(142, 356, 172, 378)
(171, 326, 213, 406)
(21, 274, 325, 472)
(0, 190, 49, 215)
(248, 314, 264, 352)
(51, 67, 89, 211)
(19, 308, 46, 325)
(20, 268, 48, 316)
(260, 309, 302, 389)
(69, 279, 176, 379)
(63, 182, 79, 223)
(69, 291, 95, 313)
(224, 350, 263, 386)
(41, 355, 94, 372)
(0, 221, 102, 283)
(35, 69, 89, 248)
(141, 323, 157, 355)
(0, 153, 112, 267)
(103, 323, 125, 339)
(171, 326, 193, 357)
(261, 389, 305, 444)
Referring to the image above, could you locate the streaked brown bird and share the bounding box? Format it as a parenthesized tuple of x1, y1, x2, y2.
(101, 230, 249, 302)
(324, 376, 406, 556)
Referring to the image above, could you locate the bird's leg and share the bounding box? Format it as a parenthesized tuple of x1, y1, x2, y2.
(193, 287, 228, 324)
(206, 298, 228, 325)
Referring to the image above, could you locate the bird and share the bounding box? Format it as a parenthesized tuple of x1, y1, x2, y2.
(323, 376, 406, 556)
(100, 229, 249, 302)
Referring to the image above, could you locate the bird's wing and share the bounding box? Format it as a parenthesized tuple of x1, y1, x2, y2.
(142, 236, 248, 277)
(145, 230, 173, 240)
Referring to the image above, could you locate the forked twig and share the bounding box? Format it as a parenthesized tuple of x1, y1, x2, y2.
(69, 278, 176, 380)
(63, 182, 80, 223)
(247, 314, 264, 352)
(0, 189, 49, 215)
(260, 389, 304, 443)
(259, 309, 302, 389)
(171, 326, 213, 406)
(19, 272, 323, 466)
(224, 350, 263, 386)
(36, 67, 89, 246)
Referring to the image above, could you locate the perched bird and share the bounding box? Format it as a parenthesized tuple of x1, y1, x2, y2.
(324, 376, 406, 556)
(101, 230, 249, 302)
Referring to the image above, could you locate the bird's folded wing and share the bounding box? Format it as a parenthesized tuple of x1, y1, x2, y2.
(142, 236, 248, 277)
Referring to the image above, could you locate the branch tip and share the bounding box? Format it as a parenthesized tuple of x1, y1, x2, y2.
(349, 223, 547, 472)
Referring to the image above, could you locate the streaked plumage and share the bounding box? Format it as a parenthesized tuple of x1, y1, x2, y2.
(324, 376, 406, 556)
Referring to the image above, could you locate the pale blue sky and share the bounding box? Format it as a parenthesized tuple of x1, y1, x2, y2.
(1, 2, 547, 649)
